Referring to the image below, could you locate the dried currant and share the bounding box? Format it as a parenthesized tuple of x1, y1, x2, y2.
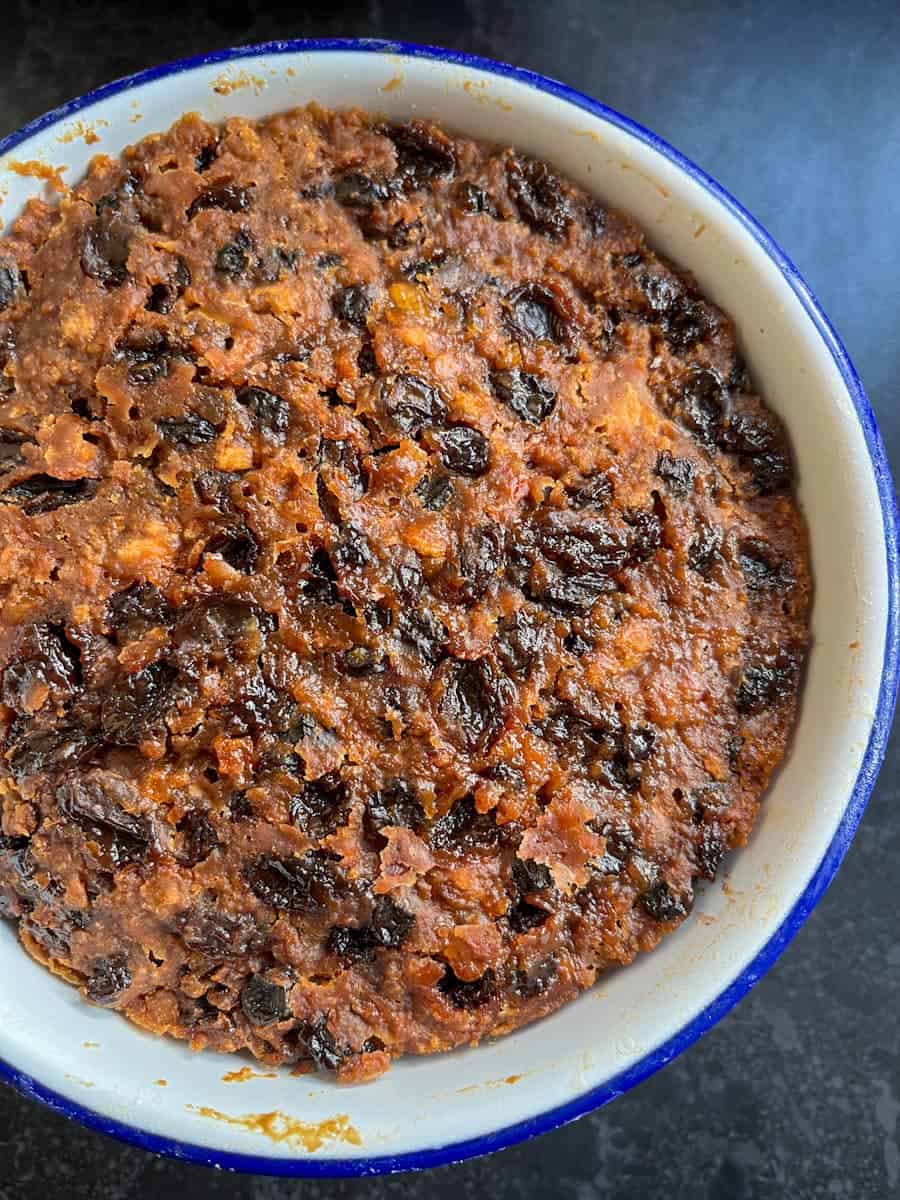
(236, 385, 289, 441)
(100, 660, 177, 744)
(739, 539, 794, 594)
(365, 778, 426, 837)
(568, 474, 613, 510)
(0, 259, 22, 310)
(0, 429, 30, 474)
(490, 368, 556, 424)
(81, 211, 133, 287)
(290, 771, 348, 839)
(332, 284, 371, 327)
(158, 414, 217, 446)
(671, 369, 726, 447)
(203, 525, 260, 573)
(513, 956, 558, 998)
(187, 183, 254, 219)
(696, 824, 726, 880)
(641, 880, 688, 922)
(384, 121, 456, 189)
(505, 283, 570, 345)
(438, 966, 497, 1009)
(687, 522, 722, 576)
(439, 657, 513, 752)
(734, 655, 799, 714)
(177, 810, 218, 866)
(146, 257, 191, 313)
(334, 173, 392, 209)
(380, 373, 447, 435)
(6, 723, 92, 780)
(58, 773, 151, 866)
(437, 425, 490, 476)
(244, 852, 341, 913)
(395, 607, 448, 665)
(301, 1016, 346, 1071)
(240, 975, 289, 1026)
(1, 623, 80, 713)
(455, 181, 498, 216)
(415, 471, 454, 511)
(506, 156, 572, 239)
(85, 954, 132, 1004)
(370, 894, 415, 948)
(655, 451, 695, 496)
(0, 475, 98, 516)
(215, 230, 253, 277)
(495, 609, 542, 677)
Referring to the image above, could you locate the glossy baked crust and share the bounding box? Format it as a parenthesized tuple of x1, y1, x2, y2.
(0, 106, 809, 1081)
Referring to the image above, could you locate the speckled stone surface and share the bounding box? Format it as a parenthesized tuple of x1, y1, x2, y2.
(0, 1, 898, 1196)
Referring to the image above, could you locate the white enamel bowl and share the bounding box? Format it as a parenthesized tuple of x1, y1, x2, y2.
(0, 39, 896, 1177)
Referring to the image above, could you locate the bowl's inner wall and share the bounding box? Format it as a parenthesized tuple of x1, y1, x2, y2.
(0, 48, 887, 1165)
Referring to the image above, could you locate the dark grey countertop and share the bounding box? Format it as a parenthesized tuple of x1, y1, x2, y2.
(1, 1, 898, 1196)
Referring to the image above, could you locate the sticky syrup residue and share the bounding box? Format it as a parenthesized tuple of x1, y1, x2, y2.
(186, 1105, 361, 1152)
(381, 74, 404, 93)
(6, 160, 68, 192)
(212, 70, 267, 96)
(222, 1066, 279, 1084)
(155, 1079, 168, 1087)
(56, 119, 108, 146)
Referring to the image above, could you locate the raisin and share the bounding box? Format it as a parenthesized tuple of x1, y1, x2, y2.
(490, 368, 556, 424)
(415, 471, 454, 511)
(395, 561, 424, 600)
(439, 657, 513, 752)
(0, 259, 22, 310)
(0, 475, 97, 516)
(334, 173, 392, 209)
(195, 142, 219, 172)
(735, 656, 799, 714)
(564, 627, 593, 656)
(455, 181, 498, 216)
(688, 522, 722, 576)
(671, 369, 726, 446)
(287, 771, 345, 840)
(240, 975, 288, 1026)
(332, 285, 371, 328)
(244, 852, 340, 913)
(146, 258, 191, 314)
(655, 451, 695, 496)
(437, 425, 489, 476)
(256, 245, 298, 282)
(158, 414, 217, 446)
(215, 230, 253, 277)
(177, 810, 218, 866)
(438, 966, 497, 1009)
(58, 773, 151, 866)
(370, 894, 415, 948)
(380, 373, 447, 435)
(317, 252, 343, 270)
(536, 512, 628, 577)
(357, 336, 377, 376)
(739, 539, 794, 594)
(187, 183, 254, 219)
(749, 450, 792, 494)
(6, 723, 91, 780)
(528, 564, 615, 613)
(316, 474, 342, 525)
(505, 283, 570, 345)
(366, 779, 426, 836)
(384, 121, 456, 189)
(1, 623, 80, 713)
(204, 525, 259, 573)
(568, 474, 613, 510)
(430, 794, 501, 851)
(81, 212, 132, 287)
(506, 156, 572, 239)
(641, 880, 688, 922)
(495, 609, 542, 676)
(179, 908, 265, 956)
(301, 1016, 346, 1071)
(513, 956, 558, 998)
(664, 298, 715, 351)
(696, 824, 726, 880)
(396, 607, 448, 664)
(0, 429, 30, 474)
(100, 660, 177, 744)
(85, 954, 132, 1005)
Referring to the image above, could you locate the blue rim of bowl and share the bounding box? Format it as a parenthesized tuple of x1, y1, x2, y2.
(0, 36, 897, 1178)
